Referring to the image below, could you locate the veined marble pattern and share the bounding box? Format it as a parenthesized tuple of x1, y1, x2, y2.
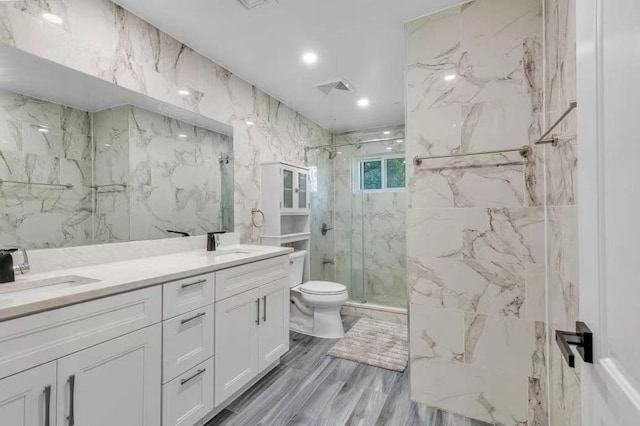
(406, 0, 547, 424)
(93, 105, 233, 243)
(0, 0, 332, 247)
(544, 1, 579, 425)
(0, 90, 92, 249)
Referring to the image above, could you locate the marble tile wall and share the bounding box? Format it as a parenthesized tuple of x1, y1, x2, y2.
(544, 0, 579, 425)
(93, 105, 233, 243)
(0, 90, 92, 248)
(331, 126, 407, 308)
(0, 0, 333, 248)
(407, 0, 579, 424)
(406, 1, 547, 424)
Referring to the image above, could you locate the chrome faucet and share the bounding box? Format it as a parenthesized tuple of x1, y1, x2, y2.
(0, 247, 30, 283)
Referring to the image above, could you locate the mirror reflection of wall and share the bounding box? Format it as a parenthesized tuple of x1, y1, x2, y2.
(0, 90, 233, 249)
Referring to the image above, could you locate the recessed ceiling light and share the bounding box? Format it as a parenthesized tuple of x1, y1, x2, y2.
(37, 127, 49, 133)
(383, 131, 391, 135)
(337, 151, 342, 154)
(104, 143, 112, 147)
(178, 134, 188, 138)
(302, 52, 318, 64)
(246, 120, 254, 126)
(386, 147, 392, 150)
(357, 98, 369, 108)
(178, 89, 190, 96)
(444, 74, 457, 81)
(43, 13, 63, 25)
(396, 139, 404, 144)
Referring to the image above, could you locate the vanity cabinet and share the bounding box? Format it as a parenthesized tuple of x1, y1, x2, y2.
(0, 361, 57, 426)
(258, 278, 289, 370)
(214, 260, 290, 407)
(56, 324, 161, 426)
(0, 252, 290, 426)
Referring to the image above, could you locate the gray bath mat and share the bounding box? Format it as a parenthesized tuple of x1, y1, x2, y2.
(327, 318, 408, 372)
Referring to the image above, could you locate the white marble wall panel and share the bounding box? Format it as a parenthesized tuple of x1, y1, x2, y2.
(0, 0, 332, 246)
(406, 0, 546, 423)
(0, 90, 92, 248)
(544, 0, 579, 424)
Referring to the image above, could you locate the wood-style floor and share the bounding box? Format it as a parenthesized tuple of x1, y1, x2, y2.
(207, 316, 491, 426)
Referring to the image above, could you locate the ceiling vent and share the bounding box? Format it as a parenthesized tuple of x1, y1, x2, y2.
(237, 0, 267, 9)
(314, 78, 354, 95)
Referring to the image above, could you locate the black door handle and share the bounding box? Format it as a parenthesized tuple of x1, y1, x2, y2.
(555, 321, 593, 368)
(67, 375, 75, 426)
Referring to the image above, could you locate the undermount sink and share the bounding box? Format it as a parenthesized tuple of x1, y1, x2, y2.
(0, 275, 100, 298)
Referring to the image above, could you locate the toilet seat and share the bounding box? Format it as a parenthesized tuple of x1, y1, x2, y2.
(299, 281, 347, 296)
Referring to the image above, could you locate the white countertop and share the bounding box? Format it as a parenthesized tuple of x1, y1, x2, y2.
(0, 244, 293, 322)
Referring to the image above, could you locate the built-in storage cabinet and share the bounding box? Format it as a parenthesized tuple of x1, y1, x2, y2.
(214, 287, 261, 406)
(214, 256, 290, 407)
(0, 253, 290, 426)
(56, 324, 162, 426)
(278, 164, 309, 213)
(162, 356, 214, 426)
(0, 361, 56, 426)
(258, 278, 289, 370)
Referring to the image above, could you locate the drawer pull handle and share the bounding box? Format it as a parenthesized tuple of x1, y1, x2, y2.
(180, 368, 206, 386)
(67, 375, 75, 426)
(181, 279, 207, 289)
(256, 298, 260, 325)
(43, 385, 51, 426)
(262, 296, 267, 322)
(180, 311, 206, 325)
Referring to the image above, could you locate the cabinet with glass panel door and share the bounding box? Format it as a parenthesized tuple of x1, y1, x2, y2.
(281, 165, 309, 213)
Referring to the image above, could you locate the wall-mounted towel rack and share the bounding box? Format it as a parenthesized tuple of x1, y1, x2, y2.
(535, 100, 578, 146)
(89, 183, 128, 193)
(413, 100, 578, 167)
(413, 145, 531, 166)
(0, 179, 73, 189)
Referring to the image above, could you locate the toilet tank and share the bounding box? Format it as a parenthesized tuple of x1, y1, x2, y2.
(289, 250, 307, 288)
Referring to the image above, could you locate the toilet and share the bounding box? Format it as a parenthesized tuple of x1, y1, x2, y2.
(288, 250, 348, 339)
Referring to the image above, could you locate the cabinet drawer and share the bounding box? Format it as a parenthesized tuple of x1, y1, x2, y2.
(0, 286, 161, 380)
(162, 357, 214, 426)
(162, 304, 214, 383)
(163, 273, 215, 319)
(215, 256, 288, 301)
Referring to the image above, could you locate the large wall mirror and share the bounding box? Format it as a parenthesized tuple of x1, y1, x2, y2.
(0, 46, 234, 249)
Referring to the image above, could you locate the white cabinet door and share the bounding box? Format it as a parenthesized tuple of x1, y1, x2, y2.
(0, 362, 56, 426)
(578, 1, 640, 424)
(214, 287, 260, 407)
(258, 278, 289, 371)
(56, 324, 162, 426)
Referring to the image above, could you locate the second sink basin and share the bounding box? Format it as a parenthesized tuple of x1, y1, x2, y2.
(0, 275, 101, 298)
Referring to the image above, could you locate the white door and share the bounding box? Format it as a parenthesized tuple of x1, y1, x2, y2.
(577, 1, 640, 424)
(56, 324, 162, 426)
(214, 287, 260, 407)
(258, 278, 289, 371)
(0, 361, 56, 426)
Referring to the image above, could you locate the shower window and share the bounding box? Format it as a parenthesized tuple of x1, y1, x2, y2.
(354, 154, 406, 193)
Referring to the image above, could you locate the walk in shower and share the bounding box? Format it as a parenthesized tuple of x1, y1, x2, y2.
(307, 126, 407, 310)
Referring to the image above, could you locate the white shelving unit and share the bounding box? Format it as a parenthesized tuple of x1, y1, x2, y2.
(260, 161, 310, 281)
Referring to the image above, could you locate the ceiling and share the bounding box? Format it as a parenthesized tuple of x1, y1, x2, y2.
(113, 0, 463, 133)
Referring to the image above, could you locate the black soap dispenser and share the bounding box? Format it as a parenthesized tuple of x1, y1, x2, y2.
(0, 249, 15, 284)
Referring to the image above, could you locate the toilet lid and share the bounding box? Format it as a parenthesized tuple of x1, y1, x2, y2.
(299, 281, 347, 295)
